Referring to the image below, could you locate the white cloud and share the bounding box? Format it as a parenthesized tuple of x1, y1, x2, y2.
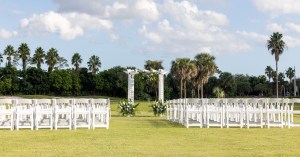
(0, 29, 18, 39)
(286, 23, 300, 34)
(20, 11, 112, 40)
(253, 0, 300, 15)
(266, 23, 285, 32)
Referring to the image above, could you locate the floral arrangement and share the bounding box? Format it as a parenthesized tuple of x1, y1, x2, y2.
(151, 100, 167, 116)
(119, 100, 139, 117)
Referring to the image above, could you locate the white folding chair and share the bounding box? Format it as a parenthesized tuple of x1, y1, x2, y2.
(54, 99, 73, 130)
(206, 99, 224, 128)
(225, 99, 245, 128)
(266, 98, 283, 128)
(0, 99, 14, 130)
(184, 99, 203, 128)
(73, 99, 91, 129)
(288, 98, 300, 128)
(246, 98, 263, 128)
(91, 99, 110, 129)
(35, 99, 54, 130)
(15, 99, 34, 130)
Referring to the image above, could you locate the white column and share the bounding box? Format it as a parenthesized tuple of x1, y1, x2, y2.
(158, 69, 167, 102)
(124, 69, 138, 104)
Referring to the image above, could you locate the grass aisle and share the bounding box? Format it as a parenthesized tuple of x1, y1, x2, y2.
(0, 100, 300, 156)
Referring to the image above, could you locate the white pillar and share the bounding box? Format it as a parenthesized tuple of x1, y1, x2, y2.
(124, 69, 138, 104)
(158, 69, 167, 102)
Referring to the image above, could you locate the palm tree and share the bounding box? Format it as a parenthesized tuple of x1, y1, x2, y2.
(87, 55, 101, 74)
(213, 87, 225, 98)
(3, 45, 16, 67)
(71, 53, 82, 72)
(265, 66, 274, 82)
(171, 58, 196, 98)
(285, 67, 295, 83)
(32, 47, 45, 70)
(17, 43, 30, 72)
(144, 60, 163, 70)
(267, 32, 287, 98)
(45, 48, 59, 72)
(194, 53, 218, 98)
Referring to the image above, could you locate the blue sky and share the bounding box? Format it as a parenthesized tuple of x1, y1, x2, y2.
(1, 0, 300, 77)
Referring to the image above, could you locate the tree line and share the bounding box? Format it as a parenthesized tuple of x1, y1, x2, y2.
(0, 36, 297, 99)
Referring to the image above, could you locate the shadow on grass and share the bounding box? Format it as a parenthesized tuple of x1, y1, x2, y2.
(143, 119, 184, 128)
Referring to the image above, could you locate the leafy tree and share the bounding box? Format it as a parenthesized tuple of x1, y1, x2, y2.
(88, 55, 101, 75)
(17, 43, 30, 72)
(71, 52, 82, 73)
(285, 67, 295, 83)
(213, 87, 225, 98)
(3, 45, 17, 67)
(194, 53, 218, 98)
(219, 72, 237, 97)
(45, 48, 59, 72)
(31, 47, 45, 70)
(265, 66, 274, 82)
(144, 60, 163, 70)
(0, 53, 3, 65)
(267, 32, 287, 98)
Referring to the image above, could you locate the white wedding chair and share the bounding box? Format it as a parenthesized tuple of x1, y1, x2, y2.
(0, 99, 14, 130)
(184, 99, 203, 128)
(206, 99, 224, 128)
(246, 98, 263, 128)
(288, 98, 300, 128)
(225, 99, 244, 128)
(54, 99, 73, 130)
(91, 99, 110, 129)
(15, 99, 34, 130)
(35, 99, 54, 130)
(73, 99, 91, 129)
(266, 98, 283, 128)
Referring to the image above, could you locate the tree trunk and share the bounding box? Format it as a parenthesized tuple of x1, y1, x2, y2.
(197, 85, 200, 98)
(201, 80, 204, 99)
(276, 61, 278, 98)
(180, 79, 183, 98)
(184, 81, 186, 98)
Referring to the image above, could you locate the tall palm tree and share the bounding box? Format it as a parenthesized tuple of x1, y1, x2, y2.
(71, 53, 82, 72)
(171, 58, 195, 98)
(3, 45, 16, 67)
(32, 47, 45, 70)
(265, 66, 274, 82)
(17, 43, 30, 72)
(267, 32, 287, 98)
(194, 53, 218, 98)
(285, 67, 295, 83)
(45, 48, 59, 72)
(184, 60, 197, 98)
(144, 60, 163, 70)
(87, 55, 101, 75)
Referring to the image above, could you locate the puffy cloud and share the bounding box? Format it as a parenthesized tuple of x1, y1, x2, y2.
(0, 29, 18, 39)
(266, 23, 285, 32)
(20, 11, 112, 40)
(286, 23, 300, 34)
(253, 0, 300, 14)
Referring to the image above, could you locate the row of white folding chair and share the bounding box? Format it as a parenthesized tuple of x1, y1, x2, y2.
(166, 98, 294, 128)
(287, 98, 300, 128)
(0, 98, 110, 130)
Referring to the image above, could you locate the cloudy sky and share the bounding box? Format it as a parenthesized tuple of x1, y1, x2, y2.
(1, 0, 300, 77)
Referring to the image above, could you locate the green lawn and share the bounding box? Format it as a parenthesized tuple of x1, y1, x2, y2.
(1, 98, 300, 156)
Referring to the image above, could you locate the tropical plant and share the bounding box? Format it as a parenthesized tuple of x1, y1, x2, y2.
(119, 100, 139, 117)
(17, 43, 30, 72)
(45, 48, 59, 72)
(194, 53, 218, 98)
(87, 55, 101, 74)
(71, 53, 82, 72)
(213, 87, 225, 98)
(144, 60, 163, 70)
(265, 66, 274, 82)
(285, 67, 295, 83)
(0, 53, 3, 65)
(3, 45, 16, 67)
(151, 100, 167, 116)
(31, 47, 45, 70)
(267, 32, 287, 98)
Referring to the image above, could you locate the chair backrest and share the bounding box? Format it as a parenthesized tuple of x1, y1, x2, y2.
(15, 99, 34, 109)
(35, 99, 53, 110)
(55, 99, 73, 109)
(0, 99, 14, 110)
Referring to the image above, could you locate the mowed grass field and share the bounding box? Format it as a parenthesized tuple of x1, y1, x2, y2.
(1, 97, 300, 157)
